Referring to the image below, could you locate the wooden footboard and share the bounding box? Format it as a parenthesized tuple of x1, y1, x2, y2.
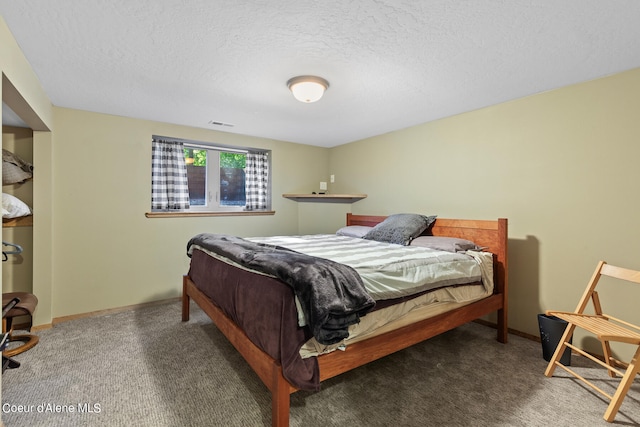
(183, 215, 508, 427)
(183, 276, 295, 425)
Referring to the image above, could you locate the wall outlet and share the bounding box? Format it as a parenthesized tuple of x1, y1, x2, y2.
(320, 182, 327, 190)
(330, 174, 335, 183)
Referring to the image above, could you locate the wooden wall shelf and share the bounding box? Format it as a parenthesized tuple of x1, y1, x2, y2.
(3, 215, 33, 227)
(282, 194, 367, 203)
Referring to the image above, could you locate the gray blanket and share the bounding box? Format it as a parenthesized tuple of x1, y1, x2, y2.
(187, 233, 375, 345)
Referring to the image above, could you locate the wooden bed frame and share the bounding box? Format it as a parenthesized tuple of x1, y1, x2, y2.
(182, 214, 508, 426)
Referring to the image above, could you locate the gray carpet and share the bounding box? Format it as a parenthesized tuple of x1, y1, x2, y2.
(2, 300, 639, 426)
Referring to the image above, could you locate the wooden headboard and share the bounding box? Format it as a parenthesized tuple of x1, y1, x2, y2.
(346, 213, 508, 297)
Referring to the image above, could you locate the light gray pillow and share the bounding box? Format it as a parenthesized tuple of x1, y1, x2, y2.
(336, 225, 373, 238)
(410, 236, 482, 253)
(363, 214, 437, 245)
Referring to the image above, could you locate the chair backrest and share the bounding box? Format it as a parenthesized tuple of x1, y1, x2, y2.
(574, 261, 640, 315)
(601, 263, 640, 284)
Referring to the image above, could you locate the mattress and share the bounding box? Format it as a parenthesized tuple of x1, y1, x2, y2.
(247, 234, 489, 300)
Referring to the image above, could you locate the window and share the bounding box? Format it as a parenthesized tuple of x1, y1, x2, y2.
(151, 136, 271, 213)
(184, 146, 248, 211)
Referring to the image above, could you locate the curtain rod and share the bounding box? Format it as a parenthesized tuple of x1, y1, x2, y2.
(183, 142, 248, 154)
(152, 135, 254, 154)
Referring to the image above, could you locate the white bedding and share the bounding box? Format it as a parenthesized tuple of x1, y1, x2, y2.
(248, 234, 491, 300)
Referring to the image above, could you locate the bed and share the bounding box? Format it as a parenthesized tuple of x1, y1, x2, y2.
(182, 213, 508, 426)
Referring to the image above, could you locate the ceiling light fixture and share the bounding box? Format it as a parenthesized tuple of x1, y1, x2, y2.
(287, 75, 329, 103)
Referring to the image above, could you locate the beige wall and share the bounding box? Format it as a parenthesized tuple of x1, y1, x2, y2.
(329, 67, 640, 357)
(0, 19, 52, 131)
(49, 107, 330, 318)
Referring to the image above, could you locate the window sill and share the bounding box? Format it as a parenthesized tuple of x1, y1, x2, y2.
(145, 210, 275, 218)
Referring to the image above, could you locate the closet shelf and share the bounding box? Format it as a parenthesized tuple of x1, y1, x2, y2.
(2, 215, 33, 228)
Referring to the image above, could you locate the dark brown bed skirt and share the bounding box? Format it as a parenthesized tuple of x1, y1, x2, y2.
(188, 248, 321, 390)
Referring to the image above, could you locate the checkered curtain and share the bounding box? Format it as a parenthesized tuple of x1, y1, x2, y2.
(151, 139, 190, 210)
(244, 151, 269, 210)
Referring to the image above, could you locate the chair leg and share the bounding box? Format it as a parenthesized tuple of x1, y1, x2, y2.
(2, 309, 39, 357)
(604, 346, 640, 422)
(545, 324, 576, 377)
(2, 334, 39, 358)
(601, 340, 617, 378)
(2, 355, 20, 372)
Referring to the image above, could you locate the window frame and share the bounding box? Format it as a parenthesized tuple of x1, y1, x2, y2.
(184, 145, 248, 213)
(150, 135, 272, 215)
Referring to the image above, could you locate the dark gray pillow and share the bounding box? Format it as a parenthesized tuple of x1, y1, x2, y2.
(410, 236, 482, 253)
(363, 214, 437, 245)
(336, 225, 373, 238)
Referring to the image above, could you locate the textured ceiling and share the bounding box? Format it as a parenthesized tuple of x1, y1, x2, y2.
(1, 1, 640, 147)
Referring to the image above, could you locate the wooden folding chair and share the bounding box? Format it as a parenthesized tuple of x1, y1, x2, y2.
(544, 261, 640, 422)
